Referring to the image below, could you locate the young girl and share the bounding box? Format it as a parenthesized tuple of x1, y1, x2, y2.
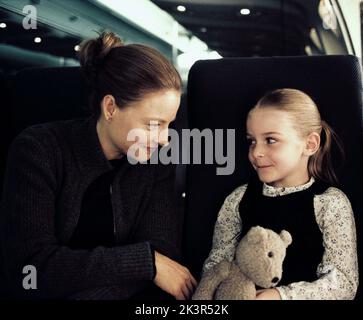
(202, 88, 358, 300)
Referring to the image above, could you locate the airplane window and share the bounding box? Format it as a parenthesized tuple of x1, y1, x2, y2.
(316, 0, 348, 55)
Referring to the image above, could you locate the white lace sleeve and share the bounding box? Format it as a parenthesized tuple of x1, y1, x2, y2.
(202, 184, 247, 274)
(276, 187, 359, 300)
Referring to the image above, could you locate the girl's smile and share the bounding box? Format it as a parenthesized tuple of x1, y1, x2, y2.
(256, 164, 273, 170)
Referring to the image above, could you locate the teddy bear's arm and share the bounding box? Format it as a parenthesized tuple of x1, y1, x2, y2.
(192, 260, 231, 300)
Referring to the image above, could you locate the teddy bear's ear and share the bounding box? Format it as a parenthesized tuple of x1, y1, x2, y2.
(246, 226, 268, 244)
(280, 230, 292, 247)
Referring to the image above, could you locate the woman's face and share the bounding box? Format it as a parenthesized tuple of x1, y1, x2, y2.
(99, 89, 181, 162)
(246, 108, 310, 187)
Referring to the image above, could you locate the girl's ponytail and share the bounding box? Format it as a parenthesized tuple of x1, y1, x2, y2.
(308, 120, 345, 186)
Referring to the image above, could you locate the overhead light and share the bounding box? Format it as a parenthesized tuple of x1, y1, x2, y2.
(200, 27, 207, 33)
(34, 37, 42, 43)
(177, 5, 186, 12)
(0, 22, 7, 28)
(240, 8, 251, 15)
(74, 45, 80, 52)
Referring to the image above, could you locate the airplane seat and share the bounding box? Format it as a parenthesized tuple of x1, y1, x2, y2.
(6, 67, 89, 138)
(0, 70, 12, 299)
(183, 55, 363, 299)
(170, 92, 188, 201)
(0, 71, 12, 195)
(0, 66, 89, 299)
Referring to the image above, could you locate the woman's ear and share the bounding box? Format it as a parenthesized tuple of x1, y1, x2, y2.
(101, 95, 117, 121)
(303, 132, 320, 156)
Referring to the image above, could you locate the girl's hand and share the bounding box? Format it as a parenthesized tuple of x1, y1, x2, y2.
(255, 288, 281, 300)
(153, 251, 198, 300)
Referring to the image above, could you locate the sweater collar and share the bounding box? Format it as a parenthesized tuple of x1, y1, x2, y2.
(71, 116, 113, 175)
(262, 177, 315, 197)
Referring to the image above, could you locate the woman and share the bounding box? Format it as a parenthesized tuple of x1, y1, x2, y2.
(0, 32, 196, 300)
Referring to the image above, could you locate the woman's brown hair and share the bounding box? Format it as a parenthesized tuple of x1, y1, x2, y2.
(78, 32, 182, 116)
(250, 88, 345, 185)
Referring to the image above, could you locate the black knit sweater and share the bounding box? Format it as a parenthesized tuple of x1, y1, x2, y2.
(0, 116, 181, 299)
(68, 158, 126, 250)
(239, 175, 327, 286)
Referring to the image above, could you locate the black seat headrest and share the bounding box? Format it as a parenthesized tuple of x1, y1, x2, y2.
(8, 67, 89, 136)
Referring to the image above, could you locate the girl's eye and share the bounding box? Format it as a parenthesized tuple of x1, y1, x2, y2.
(266, 137, 277, 144)
(247, 138, 256, 146)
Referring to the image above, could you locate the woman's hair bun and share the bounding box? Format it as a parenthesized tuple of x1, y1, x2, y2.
(78, 31, 123, 85)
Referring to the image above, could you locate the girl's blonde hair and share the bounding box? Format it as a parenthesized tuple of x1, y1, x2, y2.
(251, 88, 344, 185)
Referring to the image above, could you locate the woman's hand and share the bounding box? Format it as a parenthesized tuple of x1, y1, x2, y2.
(255, 288, 281, 300)
(153, 251, 197, 300)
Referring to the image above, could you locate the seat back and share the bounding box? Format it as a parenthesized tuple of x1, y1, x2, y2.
(0, 71, 12, 195)
(0, 70, 11, 299)
(7, 67, 89, 137)
(0, 66, 90, 299)
(183, 55, 363, 298)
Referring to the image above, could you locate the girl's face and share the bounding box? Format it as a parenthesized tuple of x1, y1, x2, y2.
(246, 108, 310, 187)
(98, 89, 180, 162)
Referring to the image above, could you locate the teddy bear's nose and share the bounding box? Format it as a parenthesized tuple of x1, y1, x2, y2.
(272, 277, 279, 283)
